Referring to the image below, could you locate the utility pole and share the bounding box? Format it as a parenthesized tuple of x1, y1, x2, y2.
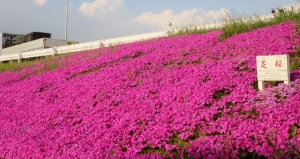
(65, 0, 68, 41)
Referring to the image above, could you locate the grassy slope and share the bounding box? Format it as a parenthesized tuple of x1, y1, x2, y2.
(1, 7, 300, 159)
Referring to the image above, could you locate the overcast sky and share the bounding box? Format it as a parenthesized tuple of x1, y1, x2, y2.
(0, 0, 297, 42)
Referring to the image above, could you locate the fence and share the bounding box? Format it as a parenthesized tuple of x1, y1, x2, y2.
(0, 30, 170, 63)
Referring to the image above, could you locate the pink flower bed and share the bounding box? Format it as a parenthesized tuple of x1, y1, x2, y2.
(1, 21, 300, 158)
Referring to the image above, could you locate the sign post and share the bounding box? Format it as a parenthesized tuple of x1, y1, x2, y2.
(0, 33, 2, 56)
(65, 0, 68, 41)
(256, 54, 290, 91)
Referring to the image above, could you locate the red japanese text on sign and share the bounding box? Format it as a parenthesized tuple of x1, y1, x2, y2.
(261, 60, 267, 68)
(275, 60, 283, 67)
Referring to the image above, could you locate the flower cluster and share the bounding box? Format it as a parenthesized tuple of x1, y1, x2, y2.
(1, 21, 300, 158)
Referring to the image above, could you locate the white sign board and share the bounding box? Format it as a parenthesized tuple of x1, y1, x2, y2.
(256, 54, 290, 91)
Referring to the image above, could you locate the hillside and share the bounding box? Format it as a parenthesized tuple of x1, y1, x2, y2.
(1, 21, 300, 158)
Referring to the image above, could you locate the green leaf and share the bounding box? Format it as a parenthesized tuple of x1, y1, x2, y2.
(290, 125, 298, 138)
(276, 149, 281, 156)
(297, 153, 300, 158)
(266, 138, 275, 147)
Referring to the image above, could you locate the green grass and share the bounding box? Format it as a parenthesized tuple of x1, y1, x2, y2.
(0, 57, 52, 72)
(0, 61, 23, 72)
(0, 53, 73, 73)
(220, 7, 300, 41)
(290, 47, 300, 71)
(169, 5, 300, 41)
(219, 12, 271, 41)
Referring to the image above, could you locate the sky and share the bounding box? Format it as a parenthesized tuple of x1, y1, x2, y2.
(0, 0, 297, 42)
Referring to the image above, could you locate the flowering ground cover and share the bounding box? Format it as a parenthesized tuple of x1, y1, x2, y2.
(1, 21, 300, 158)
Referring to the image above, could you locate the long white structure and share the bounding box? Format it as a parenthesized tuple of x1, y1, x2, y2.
(1, 38, 78, 56)
(0, 30, 169, 62)
(0, 12, 277, 63)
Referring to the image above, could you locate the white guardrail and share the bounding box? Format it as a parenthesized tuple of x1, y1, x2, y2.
(0, 13, 275, 63)
(0, 30, 170, 63)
